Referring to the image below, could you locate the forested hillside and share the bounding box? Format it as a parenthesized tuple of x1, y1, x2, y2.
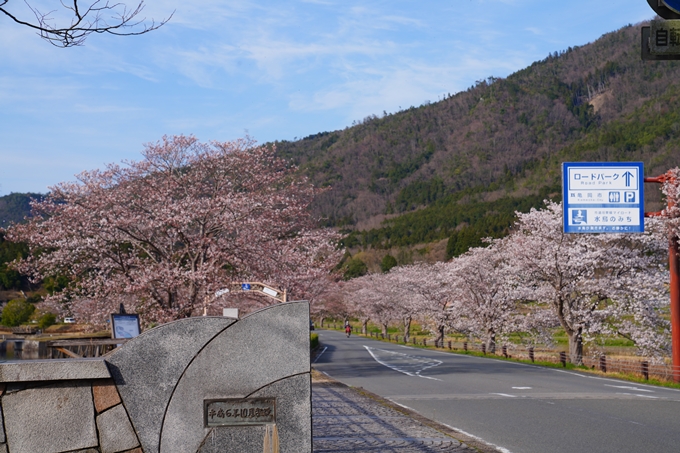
(0, 193, 43, 227)
(0, 194, 41, 296)
(274, 23, 680, 256)
(4, 23, 680, 268)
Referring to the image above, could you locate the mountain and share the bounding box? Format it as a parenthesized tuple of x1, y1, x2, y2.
(0, 193, 44, 227)
(4, 23, 680, 265)
(273, 23, 680, 257)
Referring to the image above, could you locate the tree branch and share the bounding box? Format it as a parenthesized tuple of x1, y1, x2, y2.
(0, 0, 173, 47)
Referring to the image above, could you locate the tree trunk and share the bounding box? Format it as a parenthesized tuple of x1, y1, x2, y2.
(486, 328, 496, 355)
(362, 319, 368, 335)
(568, 327, 583, 365)
(403, 317, 412, 342)
(382, 323, 388, 336)
(435, 325, 445, 346)
(320, 317, 325, 328)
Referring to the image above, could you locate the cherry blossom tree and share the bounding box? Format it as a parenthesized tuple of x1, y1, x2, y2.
(341, 279, 374, 334)
(387, 263, 451, 344)
(504, 201, 668, 364)
(7, 135, 341, 327)
(447, 243, 520, 353)
(661, 167, 680, 240)
(343, 273, 401, 336)
(311, 283, 349, 328)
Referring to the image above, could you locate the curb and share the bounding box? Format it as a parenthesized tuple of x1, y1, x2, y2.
(311, 368, 503, 453)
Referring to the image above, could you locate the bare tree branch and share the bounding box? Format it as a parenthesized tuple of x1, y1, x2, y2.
(0, 0, 173, 47)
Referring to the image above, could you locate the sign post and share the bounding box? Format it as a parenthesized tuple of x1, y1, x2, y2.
(644, 172, 680, 382)
(562, 162, 644, 233)
(563, 162, 680, 382)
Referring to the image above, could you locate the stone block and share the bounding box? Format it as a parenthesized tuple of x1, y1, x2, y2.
(93, 379, 122, 413)
(0, 405, 4, 443)
(196, 374, 311, 453)
(0, 358, 110, 382)
(160, 301, 311, 453)
(97, 403, 140, 453)
(106, 316, 235, 453)
(3, 381, 97, 453)
(0, 444, 7, 453)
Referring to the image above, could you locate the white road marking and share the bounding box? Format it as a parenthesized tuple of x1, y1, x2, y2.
(438, 422, 516, 453)
(616, 392, 659, 399)
(386, 398, 516, 453)
(490, 393, 517, 398)
(364, 345, 442, 381)
(312, 346, 328, 364)
(512, 387, 532, 390)
(605, 384, 654, 393)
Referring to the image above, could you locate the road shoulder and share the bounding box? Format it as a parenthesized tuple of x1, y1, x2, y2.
(312, 368, 502, 453)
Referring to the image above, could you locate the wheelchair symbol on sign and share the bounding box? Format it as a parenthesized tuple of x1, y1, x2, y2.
(572, 210, 587, 225)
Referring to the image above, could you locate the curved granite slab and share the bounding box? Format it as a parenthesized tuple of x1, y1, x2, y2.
(196, 373, 311, 453)
(159, 301, 310, 453)
(106, 316, 236, 453)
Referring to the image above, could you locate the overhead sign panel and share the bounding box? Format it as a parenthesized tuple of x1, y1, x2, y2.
(562, 162, 644, 234)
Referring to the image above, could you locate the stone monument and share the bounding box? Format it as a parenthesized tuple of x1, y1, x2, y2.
(0, 301, 312, 453)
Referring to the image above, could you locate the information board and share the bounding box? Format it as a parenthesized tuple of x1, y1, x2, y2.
(562, 162, 644, 233)
(110, 313, 141, 339)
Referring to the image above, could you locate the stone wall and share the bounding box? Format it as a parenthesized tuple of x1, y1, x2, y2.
(0, 301, 311, 453)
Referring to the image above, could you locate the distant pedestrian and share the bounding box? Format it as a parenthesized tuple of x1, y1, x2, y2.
(345, 324, 352, 338)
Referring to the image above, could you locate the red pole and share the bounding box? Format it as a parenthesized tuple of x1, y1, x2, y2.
(645, 173, 680, 382)
(669, 234, 680, 382)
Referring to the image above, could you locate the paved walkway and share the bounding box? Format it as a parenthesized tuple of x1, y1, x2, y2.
(312, 377, 499, 453)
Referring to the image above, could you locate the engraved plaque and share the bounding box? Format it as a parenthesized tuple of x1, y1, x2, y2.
(204, 398, 276, 427)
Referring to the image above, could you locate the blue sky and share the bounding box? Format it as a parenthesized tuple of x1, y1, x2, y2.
(0, 0, 654, 195)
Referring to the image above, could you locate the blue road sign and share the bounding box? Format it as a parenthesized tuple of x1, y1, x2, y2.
(664, 0, 680, 13)
(562, 162, 645, 233)
(241, 283, 251, 291)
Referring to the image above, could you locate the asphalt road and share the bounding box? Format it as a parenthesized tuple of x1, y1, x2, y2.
(313, 329, 680, 453)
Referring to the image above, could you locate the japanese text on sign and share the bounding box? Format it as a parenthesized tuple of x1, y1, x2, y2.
(562, 162, 644, 234)
(204, 398, 276, 427)
(649, 20, 680, 55)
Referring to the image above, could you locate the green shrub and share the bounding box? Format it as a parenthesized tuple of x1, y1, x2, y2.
(37, 312, 57, 329)
(310, 333, 319, 349)
(380, 254, 398, 273)
(1, 299, 35, 327)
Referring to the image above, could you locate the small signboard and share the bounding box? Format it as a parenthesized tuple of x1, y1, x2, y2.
(110, 314, 141, 339)
(262, 287, 278, 297)
(642, 20, 680, 60)
(223, 308, 239, 319)
(204, 398, 276, 427)
(562, 162, 644, 234)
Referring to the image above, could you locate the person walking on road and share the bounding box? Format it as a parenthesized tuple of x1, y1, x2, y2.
(345, 323, 352, 338)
